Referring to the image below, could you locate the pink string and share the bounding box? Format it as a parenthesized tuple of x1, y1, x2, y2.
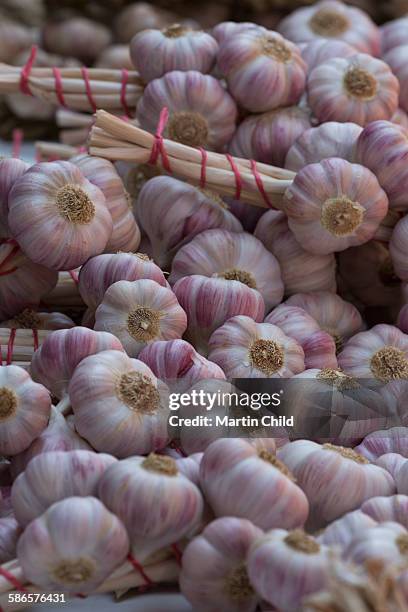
(0, 565, 27, 592)
(11, 129, 23, 159)
(52, 67, 66, 107)
(226, 153, 242, 200)
(19, 45, 37, 95)
(250, 159, 274, 209)
(120, 69, 131, 117)
(32, 329, 39, 352)
(171, 543, 183, 566)
(127, 553, 154, 588)
(6, 329, 16, 365)
(148, 107, 171, 172)
(81, 67, 97, 113)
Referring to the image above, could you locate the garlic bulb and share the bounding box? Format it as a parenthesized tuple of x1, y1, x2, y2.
(0, 242, 57, 320)
(254, 211, 336, 296)
(136, 176, 242, 269)
(180, 517, 262, 612)
(381, 17, 408, 54)
(10, 407, 91, 479)
(355, 427, 408, 460)
(11, 450, 117, 526)
(390, 216, 408, 281)
(361, 495, 408, 528)
(317, 510, 377, 550)
(247, 529, 332, 611)
(283, 158, 389, 255)
(285, 122, 362, 172)
(229, 107, 311, 168)
(278, 0, 380, 55)
(0, 19, 35, 63)
(265, 305, 337, 369)
(308, 53, 399, 126)
(169, 229, 283, 312)
(284, 291, 364, 353)
(384, 45, 408, 114)
(0, 365, 51, 456)
(94, 44, 133, 69)
(173, 275, 265, 356)
(8, 161, 113, 271)
(136, 70, 237, 150)
(30, 327, 124, 401)
(114, 2, 176, 43)
(356, 121, 408, 211)
(43, 17, 112, 62)
(338, 324, 408, 382)
(94, 279, 187, 357)
(1, 309, 75, 330)
(0, 158, 28, 238)
(300, 39, 356, 72)
(208, 315, 305, 378)
(211, 21, 262, 44)
(217, 29, 306, 113)
(70, 350, 170, 457)
(138, 339, 225, 392)
(0, 517, 20, 563)
(375, 453, 407, 480)
(278, 440, 395, 529)
(345, 522, 408, 567)
(98, 454, 203, 562)
(17, 496, 129, 593)
(200, 438, 309, 530)
(130, 25, 218, 81)
(224, 199, 264, 233)
(70, 154, 140, 253)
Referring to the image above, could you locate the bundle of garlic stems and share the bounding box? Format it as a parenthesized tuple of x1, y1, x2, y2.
(56, 109, 95, 147)
(89, 110, 296, 209)
(0, 64, 144, 114)
(0, 329, 50, 367)
(35, 141, 80, 161)
(41, 272, 83, 309)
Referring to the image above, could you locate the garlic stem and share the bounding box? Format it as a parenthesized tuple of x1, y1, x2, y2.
(54, 395, 71, 416)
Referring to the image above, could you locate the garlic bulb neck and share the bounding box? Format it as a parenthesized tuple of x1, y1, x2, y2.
(167, 111, 209, 147)
(52, 558, 95, 585)
(249, 339, 284, 375)
(116, 371, 160, 413)
(11, 308, 41, 329)
(0, 388, 17, 420)
(127, 306, 160, 341)
(317, 368, 358, 391)
(322, 443, 369, 464)
(344, 67, 377, 99)
(284, 530, 320, 554)
(135, 252, 152, 262)
(323, 329, 344, 353)
(218, 268, 257, 289)
(56, 185, 95, 224)
(260, 36, 292, 62)
(142, 453, 178, 476)
(162, 23, 190, 38)
(396, 534, 408, 555)
(321, 196, 365, 236)
(309, 8, 350, 37)
(258, 450, 295, 481)
(226, 563, 254, 601)
(370, 346, 408, 382)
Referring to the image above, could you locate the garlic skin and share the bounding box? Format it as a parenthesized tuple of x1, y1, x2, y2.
(283, 158, 389, 255)
(173, 275, 265, 356)
(0, 517, 20, 563)
(300, 39, 356, 72)
(217, 29, 306, 113)
(0, 159, 28, 238)
(317, 510, 377, 550)
(374, 453, 407, 480)
(0, 242, 58, 320)
(31, 327, 124, 400)
(266, 306, 337, 369)
(355, 427, 408, 460)
(169, 229, 283, 312)
(361, 495, 408, 528)
(0, 366, 51, 457)
(180, 517, 262, 612)
(390, 216, 408, 281)
(398, 304, 408, 333)
(136, 70, 237, 151)
(229, 107, 311, 168)
(11, 450, 117, 526)
(98, 454, 203, 562)
(338, 324, 408, 382)
(94, 44, 133, 69)
(130, 25, 218, 82)
(248, 529, 332, 611)
(284, 291, 364, 353)
(17, 496, 129, 594)
(211, 21, 262, 44)
(391, 107, 408, 129)
(94, 279, 187, 357)
(1, 309, 75, 330)
(136, 176, 242, 269)
(200, 439, 309, 530)
(0, 19, 35, 63)
(254, 211, 336, 296)
(278, 440, 395, 530)
(381, 17, 408, 54)
(285, 122, 362, 172)
(8, 161, 113, 271)
(278, 0, 380, 55)
(307, 54, 399, 126)
(384, 45, 408, 114)
(225, 199, 264, 233)
(356, 121, 408, 211)
(43, 17, 112, 62)
(114, 2, 175, 43)
(70, 154, 140, 254)
(344, 522, 408, 567)
(208, 315, 305, 378)
(70, 350, 170, 457)
(10, 407, 91, 479)
(138, 339, 226, 392)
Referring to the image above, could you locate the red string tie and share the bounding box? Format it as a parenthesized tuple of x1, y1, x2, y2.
(148, 107, 171, 172)
(120, 69, 131, 118)
(171, 543, 183, 567)
(127, 553, 154, 590)
(19, 45, 37, 95)
(32, 329, 39, 352)
(250, 159, 274, 209)
(0, 566, 27, 592)
(6, 329, 16, 366)
(225, 154, 243, 200)
(81, 67, 97, 113)
(52, 67, 66, 107)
